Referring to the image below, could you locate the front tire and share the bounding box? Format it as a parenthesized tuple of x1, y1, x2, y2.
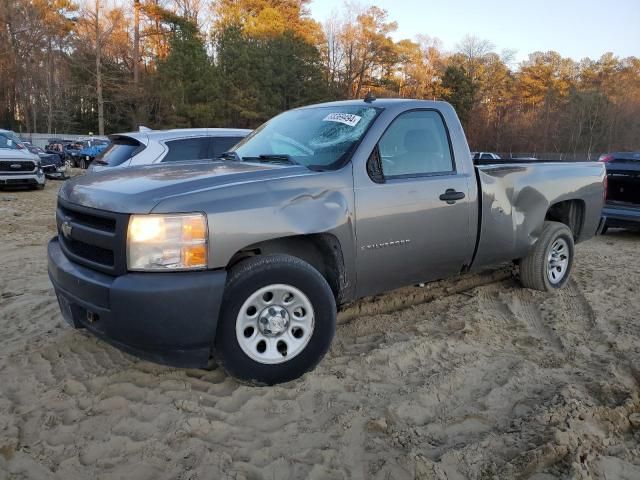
(214, 254, 336, 385)
(519, 221, 574, 291)
(79, 158, 87, 169)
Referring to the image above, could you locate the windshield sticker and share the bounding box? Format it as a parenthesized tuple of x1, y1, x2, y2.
(323, 113, 362, 127)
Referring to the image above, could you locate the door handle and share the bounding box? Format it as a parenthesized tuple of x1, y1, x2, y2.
(439, 189, 466, 204)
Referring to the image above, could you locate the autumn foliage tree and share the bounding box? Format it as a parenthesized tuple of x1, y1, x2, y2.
(1, 0, 638, 157)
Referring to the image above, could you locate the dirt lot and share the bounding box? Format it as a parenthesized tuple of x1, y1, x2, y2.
(1, 181, 639, 480)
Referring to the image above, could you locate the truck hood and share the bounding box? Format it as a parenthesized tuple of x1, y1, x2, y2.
(59, 160, 311, 213)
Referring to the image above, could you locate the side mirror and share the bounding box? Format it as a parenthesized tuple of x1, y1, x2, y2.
(366, 145, 385, 184)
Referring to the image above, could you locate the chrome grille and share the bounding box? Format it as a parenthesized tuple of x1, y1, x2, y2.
(0, 160, 36, 173)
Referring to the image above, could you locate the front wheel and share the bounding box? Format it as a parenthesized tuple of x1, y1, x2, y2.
(214, 254, 336, 385)
(519, 221, 575, 291)
(79, 158, 87, 169)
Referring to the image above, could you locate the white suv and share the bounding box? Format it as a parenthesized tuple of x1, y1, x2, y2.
(88, 128, 251, 172)
(0, 130, 46, 189)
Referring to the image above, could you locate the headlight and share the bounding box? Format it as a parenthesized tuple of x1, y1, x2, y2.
(127, 213, 208, 271)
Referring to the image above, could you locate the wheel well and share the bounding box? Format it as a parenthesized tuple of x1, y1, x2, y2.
(226, 234, 347, 305)
(545, 200, 585, 239)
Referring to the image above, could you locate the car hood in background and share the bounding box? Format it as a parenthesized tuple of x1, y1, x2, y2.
(38, 153, 63, 166)
(79, 144, 109, 157)
(0, 149, 40, 161)
(59, 160, 312, 213)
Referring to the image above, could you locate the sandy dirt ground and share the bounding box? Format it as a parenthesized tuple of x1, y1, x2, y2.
(0, 180, 639, 480)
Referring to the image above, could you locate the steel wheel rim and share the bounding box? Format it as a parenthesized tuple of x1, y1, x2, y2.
(236, 284, 315, 365)
(547, 238, 569, 284)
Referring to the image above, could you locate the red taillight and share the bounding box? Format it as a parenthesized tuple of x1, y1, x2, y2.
(598, 154, 613, 163)
(603, 173, 608, 201)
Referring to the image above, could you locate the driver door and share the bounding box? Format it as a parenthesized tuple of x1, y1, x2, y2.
(354, 109, 475, 298)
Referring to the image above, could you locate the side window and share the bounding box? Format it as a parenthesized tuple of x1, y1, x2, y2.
(480, 153, 493, 160)
(378, 110, 454, 177)
(163, 137, 211, 162)
(211, 136, 243, 157)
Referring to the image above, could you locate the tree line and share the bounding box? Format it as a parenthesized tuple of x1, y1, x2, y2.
(1, 0, 638, 157)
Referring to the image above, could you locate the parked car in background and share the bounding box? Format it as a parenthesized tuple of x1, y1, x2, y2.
(88, 128, 252, 172)
(0, 131, 46, 189)
(76, 140, 110, 169)
(26, 145, 69, 179)
(62, 141, 84, 164)
(49, 99, 605, 385)
(472, 151, 502, 162)
(65, 139, 109, 169)
(46, 139, 73, 158)
(600, 152, 640, 232)
(46, 140, 71, 164)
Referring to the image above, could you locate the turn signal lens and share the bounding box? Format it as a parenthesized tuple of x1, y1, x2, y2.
(182, 244, 208, 267)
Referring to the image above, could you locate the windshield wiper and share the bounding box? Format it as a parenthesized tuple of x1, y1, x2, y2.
(217, 151, 241, 161)
(243, 154, 301, 166)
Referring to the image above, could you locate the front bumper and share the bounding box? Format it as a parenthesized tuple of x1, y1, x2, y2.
(42, 164, 69, 179)
(48, 237, 227, 368)
(0, 171, 45, 186)
(603, 203, 640, 230)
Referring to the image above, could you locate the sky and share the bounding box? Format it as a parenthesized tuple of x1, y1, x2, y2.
(309, 0, 640, 63)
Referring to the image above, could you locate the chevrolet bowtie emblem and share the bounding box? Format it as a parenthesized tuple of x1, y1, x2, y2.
(61, 221, 73, 238)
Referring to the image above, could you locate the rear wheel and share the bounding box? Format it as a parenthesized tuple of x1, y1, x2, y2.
(519, 221, 574, 291)
(214, 254, 336, 385)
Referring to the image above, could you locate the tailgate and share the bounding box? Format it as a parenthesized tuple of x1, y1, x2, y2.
(606, 162, 640, 206)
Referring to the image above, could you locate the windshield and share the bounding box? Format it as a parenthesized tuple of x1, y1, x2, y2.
(233, 105, 381, 170)
(0, 133, 21, 150)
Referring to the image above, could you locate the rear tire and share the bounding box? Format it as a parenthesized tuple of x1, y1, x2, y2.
(214, 254, 336, 385)
(519, 221, 574, 291)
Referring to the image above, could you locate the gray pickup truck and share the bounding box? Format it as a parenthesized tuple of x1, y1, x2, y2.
(48, 99, 606, 385)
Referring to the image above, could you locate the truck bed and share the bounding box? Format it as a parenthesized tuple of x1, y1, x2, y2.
(606, 161, 640, 206)
(471, 161, 606, 270)
(603, 155, 640, 229)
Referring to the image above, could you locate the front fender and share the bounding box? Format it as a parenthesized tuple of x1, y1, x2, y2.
(152, 166, 357, 279)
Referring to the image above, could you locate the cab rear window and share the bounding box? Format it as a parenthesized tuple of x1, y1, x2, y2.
(212, 137, 244, 157)
(163, 137, 211, 162)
